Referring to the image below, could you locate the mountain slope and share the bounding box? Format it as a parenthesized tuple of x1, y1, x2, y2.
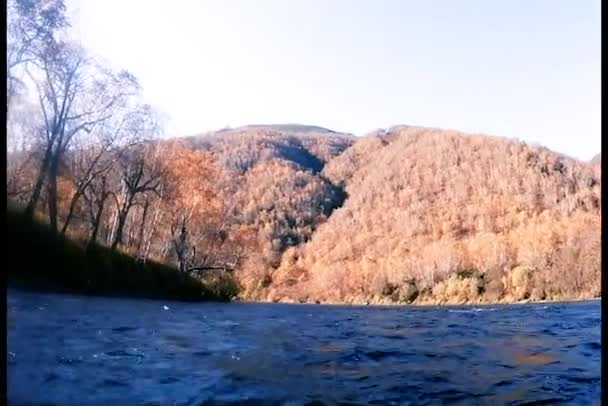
(174, 126, 354, 295)
(182, 126, 354, 173)
(12, 121, 599, 305)
(263, 127, 601, 304)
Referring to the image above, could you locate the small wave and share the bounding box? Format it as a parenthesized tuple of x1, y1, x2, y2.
(516, 397, 575, 405)
(368, 398, 401, 405)
(566, 375, 600, 384)
(111, 326, 138, 333)
(365, 350, 403, 362)
(44, 373, 59, 383)
(383, 334, 406, 341)
(159, 376, 180, 385)
(56, 356, 84, 365)
(420, 388, 474, 403)
(105, 350, 144, 359)
(427, 375, 449, 384)
(100, 379, 130, 388)
(340, 353, 362, 363)
(583, 342, 601, 351)
(448, 307, 496, 313)
(492, 379, 513, 388)
(218, 320, 240, 327)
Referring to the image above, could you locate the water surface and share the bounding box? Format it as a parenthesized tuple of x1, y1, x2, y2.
(7, 289, 601, 405)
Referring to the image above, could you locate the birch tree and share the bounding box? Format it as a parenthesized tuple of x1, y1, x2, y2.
(22, 40, 140, 232)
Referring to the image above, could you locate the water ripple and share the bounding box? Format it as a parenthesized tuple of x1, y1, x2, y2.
(6, 289, 601, 405)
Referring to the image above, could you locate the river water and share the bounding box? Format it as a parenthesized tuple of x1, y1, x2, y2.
(7, 289, 601, 405)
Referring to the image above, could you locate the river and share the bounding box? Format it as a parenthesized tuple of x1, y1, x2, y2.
(7, 289, 601, 405)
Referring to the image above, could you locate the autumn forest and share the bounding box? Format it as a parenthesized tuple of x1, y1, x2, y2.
(6, 0, 601, 305)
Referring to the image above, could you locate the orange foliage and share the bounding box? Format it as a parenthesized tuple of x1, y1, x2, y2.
(8, 124, 600, 305)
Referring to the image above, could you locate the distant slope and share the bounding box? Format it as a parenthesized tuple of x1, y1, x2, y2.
(173, 126, 355, 295)
(264, 127, 601, 305)
(182, 126, 354, 173)
(239, 124, 348, 134)
(591, 153, 601, 164)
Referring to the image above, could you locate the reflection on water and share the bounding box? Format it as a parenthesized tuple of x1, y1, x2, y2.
(7, 290, 601, 405)
(512, 352, 558, 366)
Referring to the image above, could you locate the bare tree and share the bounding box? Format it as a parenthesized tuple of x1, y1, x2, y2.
(7, 0, 68, 105)
(22, 40, 140, 231)
(141, 189, 166, 262)
(171, 218, 194, 273)
(60, 104, 153, 235)
(6, 98, 43, 203)
(110, 145, 164, 250)
(82, 171, 111, 246)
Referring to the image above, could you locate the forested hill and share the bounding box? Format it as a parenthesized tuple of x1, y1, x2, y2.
(174, 125, 600, 305)
(6, 0, 600, 305)
(266, 127, 601, 305)
(7, 124, 601, 305)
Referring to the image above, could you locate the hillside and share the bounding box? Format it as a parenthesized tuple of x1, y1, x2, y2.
(182, 126, 354, 173)
(172, 127, 354, 293)
(6, 206, 237, 301)
(7, 123, 601, 306)
(258, 127, 601, 305)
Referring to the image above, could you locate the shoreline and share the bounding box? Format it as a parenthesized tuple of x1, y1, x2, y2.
(240, 295, 601, 308)
(8, 282, 601, 308)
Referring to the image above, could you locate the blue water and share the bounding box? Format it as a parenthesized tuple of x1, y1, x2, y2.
(7, 289, 601, 405)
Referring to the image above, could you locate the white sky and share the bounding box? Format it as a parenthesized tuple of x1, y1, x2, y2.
(67, 0, 601, 160)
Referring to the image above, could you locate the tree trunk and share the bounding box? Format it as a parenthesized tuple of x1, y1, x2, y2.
(88, 195, 106, 245)
(24, 145, 52, 218)
(86, 176, 108, 244)
(137, 199, 150, 258)
(61, 187, 85, 236)
(111, 208, 128, 250)
(143, 203, 161, 262)
(111, 197, 133, 250)
(126, 214, 135, 249)
(107, 204, 118, 245)
(47, 156, 60, 233)
(107, 182, 126, 245)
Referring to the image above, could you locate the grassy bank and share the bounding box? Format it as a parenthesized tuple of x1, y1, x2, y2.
(6, 208, 238, 302)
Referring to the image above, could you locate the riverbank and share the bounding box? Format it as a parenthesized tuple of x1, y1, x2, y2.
(257, 264, 600, 307)
(263, 293, 601, 307)
(6, 207, 237, 302)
